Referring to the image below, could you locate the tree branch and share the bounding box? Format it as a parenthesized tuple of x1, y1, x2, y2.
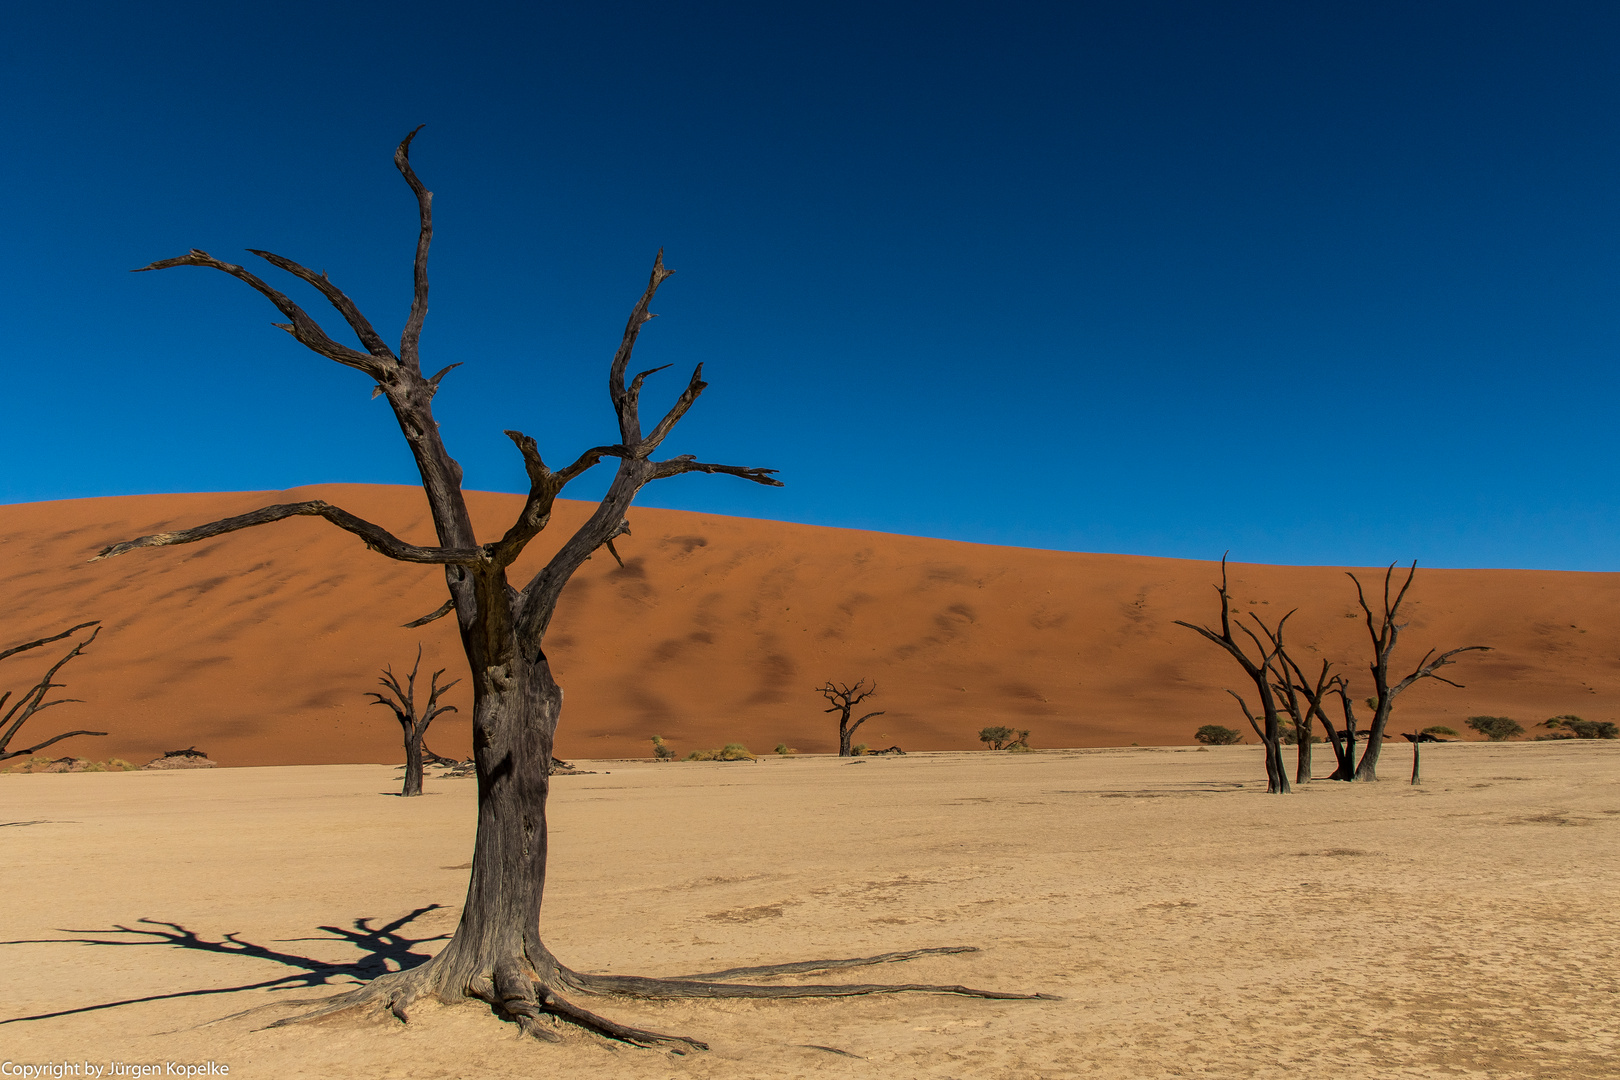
(0, 625, 101, 758)
(133, 251, 387, 379)
(0, 622, 99, 665)
(394, 125, 432, 370)
(1390, 645, 1490, 697)
(403, 600, 456, 629)
(608, 251, 676, 445)
(245, 250, 397, 363)
(651, 455, 783, 486)
(1, 729, 108, 762)
(91, 502, 482, 566)
(849, 710, 885, 737)
(641, 365, 707, 453)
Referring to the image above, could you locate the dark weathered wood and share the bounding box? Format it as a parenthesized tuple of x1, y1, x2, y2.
(100, 130, 1044, 1048)
(1253, 618, 1325, 783)
(1400, 732, 1423, 784)
(1347, 563, 1488, 782)
(817, 679, 883, 756)
(0, 623, 105, 762)
(92, 502, 481, 565)
(1174, 556, 1291, 793)
(367, 646, 459, 797)
(1275, 650, 1348, 780)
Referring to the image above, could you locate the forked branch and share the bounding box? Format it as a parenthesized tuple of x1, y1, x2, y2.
(133, 251, 392, 380)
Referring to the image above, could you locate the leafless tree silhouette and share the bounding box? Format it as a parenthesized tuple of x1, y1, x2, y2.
(1174, 558, 1291, 793)
(817, 680, 884, 756)
(93, 130, 1049, 1048)
(1342, 562, 1487, 781)
(367, 646, 459, 797)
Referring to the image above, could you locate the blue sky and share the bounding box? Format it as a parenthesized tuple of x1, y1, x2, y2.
(4, 1, 1619, 569)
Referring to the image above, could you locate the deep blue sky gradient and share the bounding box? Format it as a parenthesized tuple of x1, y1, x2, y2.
(4, 2, 1619, 568)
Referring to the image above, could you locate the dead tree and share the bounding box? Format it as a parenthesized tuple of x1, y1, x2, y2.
(94, 131, 1049, 1048)
(0, 622, 106, 762)
(367, 646, 459, 797)
(1174, 557, 1291, 793)
(1253, 619, 1334, 784)
(1399, 732, 1423, 784)
(817, 679, 885, 756)
(1345, 563, 1488, 782)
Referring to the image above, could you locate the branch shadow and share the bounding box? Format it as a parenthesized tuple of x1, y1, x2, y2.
(0, 905, 451, 1026)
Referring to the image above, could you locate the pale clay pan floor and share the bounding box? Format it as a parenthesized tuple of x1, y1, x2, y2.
(1, 743, 1616, 1079)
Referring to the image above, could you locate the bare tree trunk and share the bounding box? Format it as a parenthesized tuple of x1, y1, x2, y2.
(402, 737, 425, 798)
(1328, 684, 1359, 781)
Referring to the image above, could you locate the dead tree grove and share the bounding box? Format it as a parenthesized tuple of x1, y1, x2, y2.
(0, 621, 106, 763)
(1174, 558, 1292, 793)
(94, 130, 1050, 1048)
(816, 679, 884, 756)
(367, 646, 460, 797)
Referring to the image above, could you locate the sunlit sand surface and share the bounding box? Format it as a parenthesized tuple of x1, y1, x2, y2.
(3, 743, 1615, 1078)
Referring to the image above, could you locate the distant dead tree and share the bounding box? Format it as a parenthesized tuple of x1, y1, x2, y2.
(1253, 617, 1335, 784)
(1399, 731, 1444, 784)
(0, 621, 106, 763)
(1342, 563, 1488, 782)
(92, 130, 1042, 1048)
(817, 679, 885, 757)
(367, 646, 460, 797)
(1175, 557, 1291, 793)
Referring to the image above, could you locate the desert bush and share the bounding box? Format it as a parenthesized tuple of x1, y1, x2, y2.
(650, 735, 675, 761)
(1006, 729, 1032, 751)
(774, 743, 798, 756)
(1421, 726, 1459, 738)
(978, 726, 1016, 750)
(685, 743, 756, 762)
(1544, 715, 1618, 739)
(1195, 724, 1243, 746)
(850, 744, 868, 756)
(1466, 716, 1524, 741)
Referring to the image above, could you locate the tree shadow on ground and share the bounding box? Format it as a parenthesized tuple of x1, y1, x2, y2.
(0, 905, 450, 1026)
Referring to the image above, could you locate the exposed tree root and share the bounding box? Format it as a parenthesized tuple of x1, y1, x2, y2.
(241, 943, 1056, 1051)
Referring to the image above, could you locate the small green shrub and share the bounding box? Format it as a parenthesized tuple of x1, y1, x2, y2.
(651, 735, 675, 761)
(1544, 715, 1617, 739)
(685, 743, 756, 762)
(979, 725, 1015, 750)
(1194, 724, 1243, 746)
(1466, 716, 1524, 741)
(850, 744, 868, 756)
(774, 743, 798, 756)
(1421, 726, 1459, 738)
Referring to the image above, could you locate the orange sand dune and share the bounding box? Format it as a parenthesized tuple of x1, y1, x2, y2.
(1, 484, 1615, 767)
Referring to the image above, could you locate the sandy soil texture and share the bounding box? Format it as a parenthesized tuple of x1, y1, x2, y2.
(2, 485, 1618, 766)
(2, 743, 1615, 1078)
